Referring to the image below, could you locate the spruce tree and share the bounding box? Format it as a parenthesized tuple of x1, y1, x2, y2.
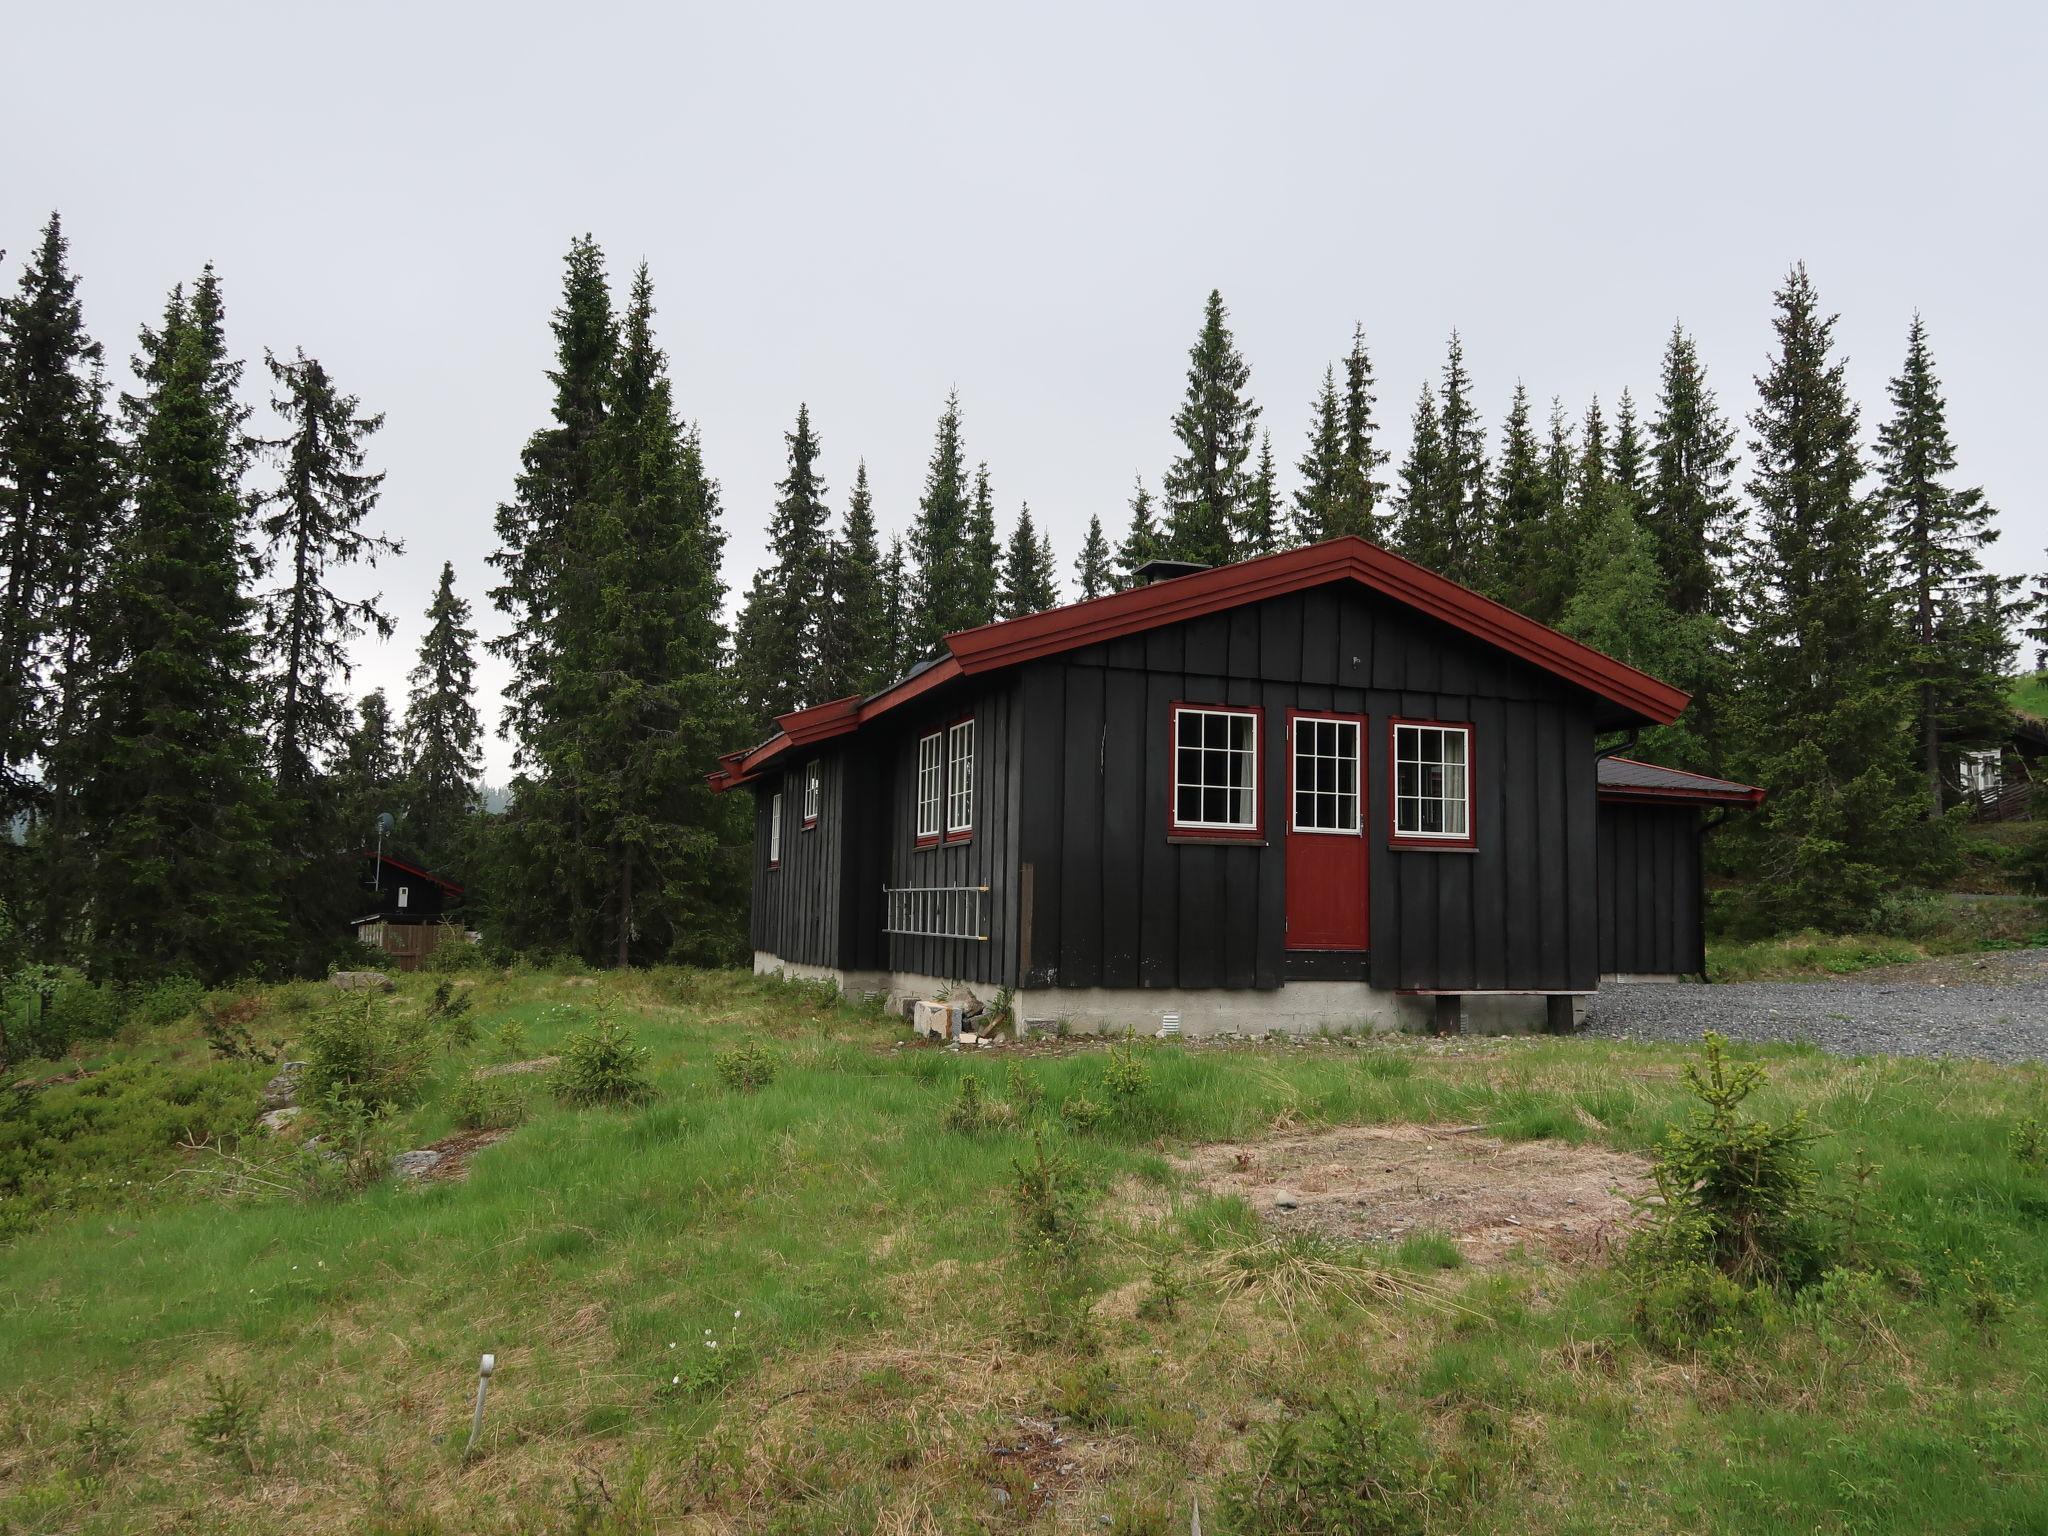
(1489, 384, 1547, 614)
(817, 460, 891, 698)
(1646, 324, 1742, 619)
(340, 688, 401, 842)
(68, 271, 280, 981)
(906, 391, 970, 654)
(250, 348, 399, 969)
(1239, 431, 1281, 556)
(963, 462, 1002, 624)
(1293, 365, 1343, 544)
(1876, 313, 2010, 814)
(1727, 264, 1937, 928)
(0, 213, 119, 839)
(401, 562, 482, 872)
(999, 503, 1060, 617)
(1393, 382, 1445, 567)
(1074, 512, 1111, 600)
(736, 402, 830, 723)
(1610, 388, 1648, 516)
(1336, 323, 1389, 538)
(488, 236, 615, 761)
(1162, 290, 1259, 566)
(1395, 336, 1488, 586)
(881, 534, 908, 680)
(1113, 475, 1162, 590)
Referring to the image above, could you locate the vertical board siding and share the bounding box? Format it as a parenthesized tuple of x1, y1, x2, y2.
(747, 750, 846, 969)
(1596, 802, 1704, 976)
(1015, 583, 1608, 994)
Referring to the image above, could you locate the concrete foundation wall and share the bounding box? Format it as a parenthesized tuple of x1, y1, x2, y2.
(752, 951, 1573, 1037)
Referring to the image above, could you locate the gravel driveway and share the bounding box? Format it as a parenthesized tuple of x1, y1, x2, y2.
(1582, 948, 2048, 1064)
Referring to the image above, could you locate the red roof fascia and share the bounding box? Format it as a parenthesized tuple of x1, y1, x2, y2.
(354, 848, 465, 895)
(712, 660, 968, 790)
(947, 537, 1689, 723)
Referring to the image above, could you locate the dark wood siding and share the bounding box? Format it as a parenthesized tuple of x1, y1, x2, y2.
(1018, 582, 1604, 994)
(747, 751, 850, 969)
(1596, 801, 1705, 976)
(881, 679, 1024, 988)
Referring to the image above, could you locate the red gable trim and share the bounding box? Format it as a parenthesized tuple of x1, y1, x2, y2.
(713, 537, 1690, 791)
(354, 849, 465, 895)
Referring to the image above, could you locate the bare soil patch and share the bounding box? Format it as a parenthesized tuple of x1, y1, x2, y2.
(1173, 1123, 1651, 1264)
(416, 1126, 512, 1180)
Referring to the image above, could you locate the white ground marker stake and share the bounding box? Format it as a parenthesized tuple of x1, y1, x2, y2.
(466, 1353, 495, 1454)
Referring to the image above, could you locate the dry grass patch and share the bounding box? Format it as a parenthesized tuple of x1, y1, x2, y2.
(1174, 1123, 1651, 1264)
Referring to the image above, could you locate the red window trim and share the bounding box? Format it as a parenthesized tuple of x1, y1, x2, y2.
(943, 714, 976, 844)
(1287, 709, 1366, 837)
(1387, 716, 1476, 850)
(1168, 701, 1266, 842)
(801, 761, 820, 830)
(913, 728, 944, 848)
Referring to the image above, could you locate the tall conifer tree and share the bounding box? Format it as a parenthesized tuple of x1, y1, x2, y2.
(818, 460, 891, 699)
(1728, 264, 1937, 927)
(906, 392, 970, 654)
(1239, 432, 1281, 556)
(963, 463, 1002, 625)
(1395, 336, 1488, 586)
(1489, 384, 1547, 613)
(69, 271, 279, 980)
(1294, 365, 1342, 545)
(1162, 290, 1259, 566)
(401, 562, 482, 871)
(881, 534, 908, 680)
(1876, 313, 2011, 813)
(1336, 323, 1389, 539)
(998, 504, 1060, 617)
(735, 403, 829, 722)
(1114, 475, 1162, 590)
(1074, 513, 1111, 600)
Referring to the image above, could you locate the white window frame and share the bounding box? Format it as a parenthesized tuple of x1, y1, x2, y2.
(1290, 715, 1362, 835)
(1170, 704, 1261, 835)
(1391, 721, 1472, 843)
(397, 885, 410, 909)
(802, 762, 820, 827)
(945, 718, 975, 838)
(915, 731, 944, 843)
(769, 791, 784, 866)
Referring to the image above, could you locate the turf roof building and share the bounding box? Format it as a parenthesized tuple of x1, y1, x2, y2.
(710, 537, 1760, 1035)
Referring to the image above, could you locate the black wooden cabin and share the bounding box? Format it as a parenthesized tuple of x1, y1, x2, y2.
(712, 537, 1760, 1034)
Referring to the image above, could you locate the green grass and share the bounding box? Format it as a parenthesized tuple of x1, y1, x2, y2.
(2008, 671, 2048, 721)
(1707, 891, 2048, 981)
(3, 969, 2047, 1532)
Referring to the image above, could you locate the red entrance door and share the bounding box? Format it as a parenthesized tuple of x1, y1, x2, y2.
(1285, 712, 1368, 950)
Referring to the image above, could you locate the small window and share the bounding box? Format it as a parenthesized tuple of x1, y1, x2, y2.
(397, 885, 410, 909)
(1292, 716, 1360, 833)
(802, 762, 820, 828)
(1392, 721, 1472, 843)
(915, 731, 943, 843)
(945, 718, 975, 838)
(769, 792, 783, 866)
(1170, 705, 1261, 836)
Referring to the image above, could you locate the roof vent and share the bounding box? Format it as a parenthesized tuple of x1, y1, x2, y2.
(1132, 557, 1210, 586)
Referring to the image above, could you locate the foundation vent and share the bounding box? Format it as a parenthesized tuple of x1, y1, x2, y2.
(1157, 1012, 1181, 1039)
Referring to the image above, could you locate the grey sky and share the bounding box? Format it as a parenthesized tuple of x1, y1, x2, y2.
(4, 1, 2042, 782)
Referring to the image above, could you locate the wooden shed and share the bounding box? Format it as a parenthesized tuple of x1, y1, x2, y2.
(349, 850, 466, 973)
(712, 537, 1759, 1035)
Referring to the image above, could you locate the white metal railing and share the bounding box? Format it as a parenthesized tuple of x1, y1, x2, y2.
(884, 885, 990, 940)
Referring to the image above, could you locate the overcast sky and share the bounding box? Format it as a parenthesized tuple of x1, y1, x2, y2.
(4, 1, 2042, 782)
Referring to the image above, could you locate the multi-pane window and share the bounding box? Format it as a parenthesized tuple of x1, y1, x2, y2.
(769, 792, 784, 865)
(1171, 706, 1260, 833)
(802, 762, 820, 827)
(1392, 722, 1471, 841)
(946, 719, 975, 837)
(1292, 716, 1360, 833)
(915, 731, 944, 842)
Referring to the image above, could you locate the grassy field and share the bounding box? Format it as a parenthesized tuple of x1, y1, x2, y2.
(2009, 672, 2048, 721)
(3, 968, 2048, 1533)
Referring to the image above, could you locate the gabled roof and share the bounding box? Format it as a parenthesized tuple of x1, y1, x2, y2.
(711, 536, 1692, 791)
(1596, 756, 1764, 808)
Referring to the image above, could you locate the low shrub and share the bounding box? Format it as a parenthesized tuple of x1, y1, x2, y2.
(187, 1373, 264, 1470)
(2009, 1115, 2047, 1166)
(942, 1072, 1014, 1133)
(1135, 1258, 1185, 1321)
(1004, 1062, 1045, 1117)
(71, 1392, 133, 1473)
(300, 995, 431, 1114)
(555, 1016, 654, 1107)
(1061, 1094, 1107, 1132)
(1219, 1394, 1450, 1536)
(127, 974, 205, 1030)
(1102, 1033, 1152, 1104)
(422, 930, 492, 973)
(452, 1073, 526, 1131)
(297, 1096, 396, 1198)
(198, 993, 284, 1064)
(713, 1040, 777, 1093)
(1009, 1129, 1088, 1270)
(492, 1018, 528, 1058)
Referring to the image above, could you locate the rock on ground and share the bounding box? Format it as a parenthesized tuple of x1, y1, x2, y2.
(258, 1106, 303, 1134)
(262, 1061, 307, 1109)
(330, 971, 394, 993)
